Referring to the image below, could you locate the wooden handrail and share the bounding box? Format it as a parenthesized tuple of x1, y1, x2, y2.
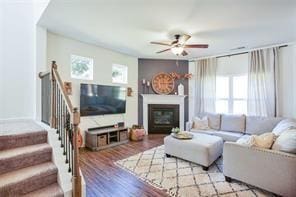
(50, 61, 82, 197)
(39, 71, 50, 79)
(51, 62, 73, 112)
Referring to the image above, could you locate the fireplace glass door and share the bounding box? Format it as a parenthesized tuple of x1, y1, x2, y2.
(148, 104, 179, 134)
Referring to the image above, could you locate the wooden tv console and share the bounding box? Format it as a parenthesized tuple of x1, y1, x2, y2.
(85, 126, 129, 151)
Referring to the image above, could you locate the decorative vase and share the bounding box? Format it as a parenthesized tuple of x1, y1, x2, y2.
(178, 83, 184, 95)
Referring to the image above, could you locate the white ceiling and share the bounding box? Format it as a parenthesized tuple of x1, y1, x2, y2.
(38, 0, 296, 60)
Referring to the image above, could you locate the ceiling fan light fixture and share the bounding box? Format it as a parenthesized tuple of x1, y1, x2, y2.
(171, 46, 184, 55)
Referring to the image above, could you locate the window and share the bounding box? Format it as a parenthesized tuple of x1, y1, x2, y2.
(112, 64, 128, 84)
(216, 75, 247, 114)
(71, 55, 93, 80)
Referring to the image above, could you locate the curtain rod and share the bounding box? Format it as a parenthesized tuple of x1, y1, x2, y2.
(189, 42, 293, 62)
(215, 45, 288, 59)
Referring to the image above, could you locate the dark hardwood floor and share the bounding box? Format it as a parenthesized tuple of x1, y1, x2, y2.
(79, 134, 169, 197)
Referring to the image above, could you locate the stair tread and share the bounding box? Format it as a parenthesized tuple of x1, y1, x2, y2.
(0, 120, 46, 136)
(0, 162, 57, 188)
(0, 143, 51, 159)
(22, 183, 63, 197)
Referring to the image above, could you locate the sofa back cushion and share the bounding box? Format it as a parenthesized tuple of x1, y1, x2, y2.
(246, 116, 283, 135)
(272, 119, 296, 136)
(221, 114, 246, 133)
(196, 113, 221, 130)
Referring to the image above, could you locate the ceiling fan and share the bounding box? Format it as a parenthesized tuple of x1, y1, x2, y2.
(150, 34, 208, 56)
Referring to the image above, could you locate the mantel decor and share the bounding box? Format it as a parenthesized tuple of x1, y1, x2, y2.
(151, 72, 175, 95)
(141, 79, 151, 94)
(151, 72, 192, 95)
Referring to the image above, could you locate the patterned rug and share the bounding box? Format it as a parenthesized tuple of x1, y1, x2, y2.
(115, 145, 276, 197)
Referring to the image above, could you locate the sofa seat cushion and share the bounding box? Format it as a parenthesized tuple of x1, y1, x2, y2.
(246, 116, 283, 135)
(236, 135, 252, 145)
(213, 131, 244, 142)
(190, 129, 217, 135)
(221, 114, 246, 133)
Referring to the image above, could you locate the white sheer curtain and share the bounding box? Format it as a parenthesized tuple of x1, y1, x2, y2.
(194, 58, 217, 114)
(248, 47, 279, 117)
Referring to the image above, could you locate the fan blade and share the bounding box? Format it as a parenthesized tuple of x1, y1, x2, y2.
(171, 40, 178, 45)
(181, 50, 188, 56)
(178, 34, 191, 44)
(156, 48, 171, 53)
(184, 44, 209, 48)
(150, 41, 172, 46)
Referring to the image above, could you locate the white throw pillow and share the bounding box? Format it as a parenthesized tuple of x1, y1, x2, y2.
(193, 116, 210, 130)
(272, 129, 296, 154)
(202, 112, 221, 130)
(237, 133, 275, 149)
(272, 119, 296, 136)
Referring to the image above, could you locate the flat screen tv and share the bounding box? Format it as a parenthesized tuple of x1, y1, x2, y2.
(80, 84, 126, 116)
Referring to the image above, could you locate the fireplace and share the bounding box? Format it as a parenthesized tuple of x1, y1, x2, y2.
(142, 94, 186, 134)
(148, 104, 179, 134)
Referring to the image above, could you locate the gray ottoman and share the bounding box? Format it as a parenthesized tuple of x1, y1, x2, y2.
(164, 133, 223, 170)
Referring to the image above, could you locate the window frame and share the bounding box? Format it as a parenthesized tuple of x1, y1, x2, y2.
(70, 54, 94, 80)
(216, 74, 248, 114)
(112, 64, 128, 84)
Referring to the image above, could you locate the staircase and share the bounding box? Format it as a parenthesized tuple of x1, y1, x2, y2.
(0, 120, 63, 197)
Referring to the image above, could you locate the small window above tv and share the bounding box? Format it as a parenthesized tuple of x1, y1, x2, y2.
(112, 64, 128, 84)
(71, 55, 94, 80)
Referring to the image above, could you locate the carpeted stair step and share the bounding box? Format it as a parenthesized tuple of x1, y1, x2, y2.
(0, 143, 52, 175)
(0, 131, 48, 151)
(22, 183, 63, 197)
(0, 120, 48, 151)
(0, 162, 58, 196)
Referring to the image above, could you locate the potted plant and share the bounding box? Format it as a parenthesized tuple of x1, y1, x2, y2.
(171, 127, 180, 134)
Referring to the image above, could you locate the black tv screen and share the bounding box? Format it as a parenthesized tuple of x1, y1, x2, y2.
(80, 84, 126, 116)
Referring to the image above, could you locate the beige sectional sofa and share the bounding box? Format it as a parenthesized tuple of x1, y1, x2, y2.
(186, 113, 283, 141)
(186, 113, 296, 197)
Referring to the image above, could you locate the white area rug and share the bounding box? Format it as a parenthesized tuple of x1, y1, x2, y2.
(115, 145, 276, 197)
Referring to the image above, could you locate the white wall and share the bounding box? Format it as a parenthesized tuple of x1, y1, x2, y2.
(278, 44, 296, 118)
(0, 0, 49, 120)
(36, 26, 48, 121)
(47, 32, 138, 144)
(0, 3, 3, 116)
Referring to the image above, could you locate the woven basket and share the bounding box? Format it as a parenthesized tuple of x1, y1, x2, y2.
(130, 128, 145, 141)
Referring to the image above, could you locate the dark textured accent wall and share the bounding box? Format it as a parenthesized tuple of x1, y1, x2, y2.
(138, 58, 189, 129)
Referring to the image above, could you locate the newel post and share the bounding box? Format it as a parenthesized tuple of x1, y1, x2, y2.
(72, 107, 82, 197)
(50, 61, 57, 128)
